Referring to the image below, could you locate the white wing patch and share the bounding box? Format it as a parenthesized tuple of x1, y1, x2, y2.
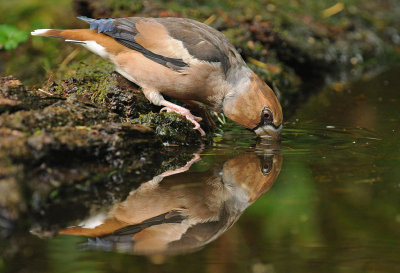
(65, 40, 110, 59)
(79, 212, 108, 229)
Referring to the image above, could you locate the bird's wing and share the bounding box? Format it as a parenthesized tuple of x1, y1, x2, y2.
(153, 17, 237, 74)
(78, 16, 238, 74)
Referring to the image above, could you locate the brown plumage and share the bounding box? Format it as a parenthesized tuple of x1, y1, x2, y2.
(59, 150, 282, 255)
(32, 16, 283, 138)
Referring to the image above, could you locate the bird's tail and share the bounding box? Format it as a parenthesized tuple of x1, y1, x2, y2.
(31, 28, 125, 58)
(31, 29, 62, 38)
(31, 28, 94, 42)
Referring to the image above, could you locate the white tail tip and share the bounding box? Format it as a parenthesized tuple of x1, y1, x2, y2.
(31, 29, 51, 36)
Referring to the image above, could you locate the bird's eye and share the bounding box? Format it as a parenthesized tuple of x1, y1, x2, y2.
(262, 109, 273, 121)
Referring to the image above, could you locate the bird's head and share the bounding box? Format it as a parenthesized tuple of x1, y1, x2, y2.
(224, 73, 283, 139)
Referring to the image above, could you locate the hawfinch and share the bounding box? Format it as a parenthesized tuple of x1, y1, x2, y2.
(59, 151, 282, 255)
(32, 16, 283, 138)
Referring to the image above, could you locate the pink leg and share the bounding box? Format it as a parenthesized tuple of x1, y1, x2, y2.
(159, 153, 201, 177)
(160, 100, 206, 136)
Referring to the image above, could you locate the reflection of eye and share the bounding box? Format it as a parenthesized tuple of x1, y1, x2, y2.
(262, 164, 271, 175)
(260, 157, 273, 176)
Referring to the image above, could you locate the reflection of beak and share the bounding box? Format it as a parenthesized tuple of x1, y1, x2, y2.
(254, 125, 282, 140)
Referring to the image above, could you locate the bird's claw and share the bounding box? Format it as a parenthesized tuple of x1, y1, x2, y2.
(161, 107, 202, 122)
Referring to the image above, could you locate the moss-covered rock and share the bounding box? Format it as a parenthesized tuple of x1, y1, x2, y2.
(0, 76, 60, 113)
(134, 112, 204, 145)
(0, 76, 200, 226)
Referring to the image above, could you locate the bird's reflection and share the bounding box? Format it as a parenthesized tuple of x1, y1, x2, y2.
(60, 145, 282, 255)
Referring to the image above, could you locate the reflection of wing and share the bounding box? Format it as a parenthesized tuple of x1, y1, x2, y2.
(112, 210, 185, 236)
(60, 150, 282, 255)
(81, 206, 237, 255)
(78, 211, 187, 252)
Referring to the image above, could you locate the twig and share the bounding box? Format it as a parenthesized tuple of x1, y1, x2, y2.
(59, 48, 81, 70)
(37, 88, 55, 96)
(322, 2, 344, 18)
(203, 14, 216, 25)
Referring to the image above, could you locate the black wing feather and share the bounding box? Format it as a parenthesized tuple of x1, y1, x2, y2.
(159, 18, 232, 74)
(79, 17, 189, 72)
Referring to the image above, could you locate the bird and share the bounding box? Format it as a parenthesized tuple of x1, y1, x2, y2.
(31, 16, 283, 138)
(58, 149, 282, 255)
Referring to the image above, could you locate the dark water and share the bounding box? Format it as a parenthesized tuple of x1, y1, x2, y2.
(1, 67, 400, 272)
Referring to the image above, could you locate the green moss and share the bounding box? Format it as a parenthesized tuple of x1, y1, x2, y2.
(0, 101, 115, 135)
(53, 56, 116, 105)
(133, 112, 203, 145)
(106, 0, 144, 16)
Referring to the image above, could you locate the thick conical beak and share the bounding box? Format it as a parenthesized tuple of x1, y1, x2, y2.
(254, 125, 282, 140)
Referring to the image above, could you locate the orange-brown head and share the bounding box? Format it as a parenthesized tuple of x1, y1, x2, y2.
(223, 72, 283, 139)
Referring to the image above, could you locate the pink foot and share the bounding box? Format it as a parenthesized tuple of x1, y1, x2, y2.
(160, 104, 206, 136)
(159, 145, 204, 177)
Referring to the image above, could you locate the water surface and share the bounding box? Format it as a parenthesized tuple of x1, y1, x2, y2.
(1, 67, 400, 272)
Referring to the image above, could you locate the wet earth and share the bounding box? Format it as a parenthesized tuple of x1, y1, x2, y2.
(1, 66, 400, 273)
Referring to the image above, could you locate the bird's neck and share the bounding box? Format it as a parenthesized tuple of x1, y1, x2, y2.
(222, 66, 253, 124)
